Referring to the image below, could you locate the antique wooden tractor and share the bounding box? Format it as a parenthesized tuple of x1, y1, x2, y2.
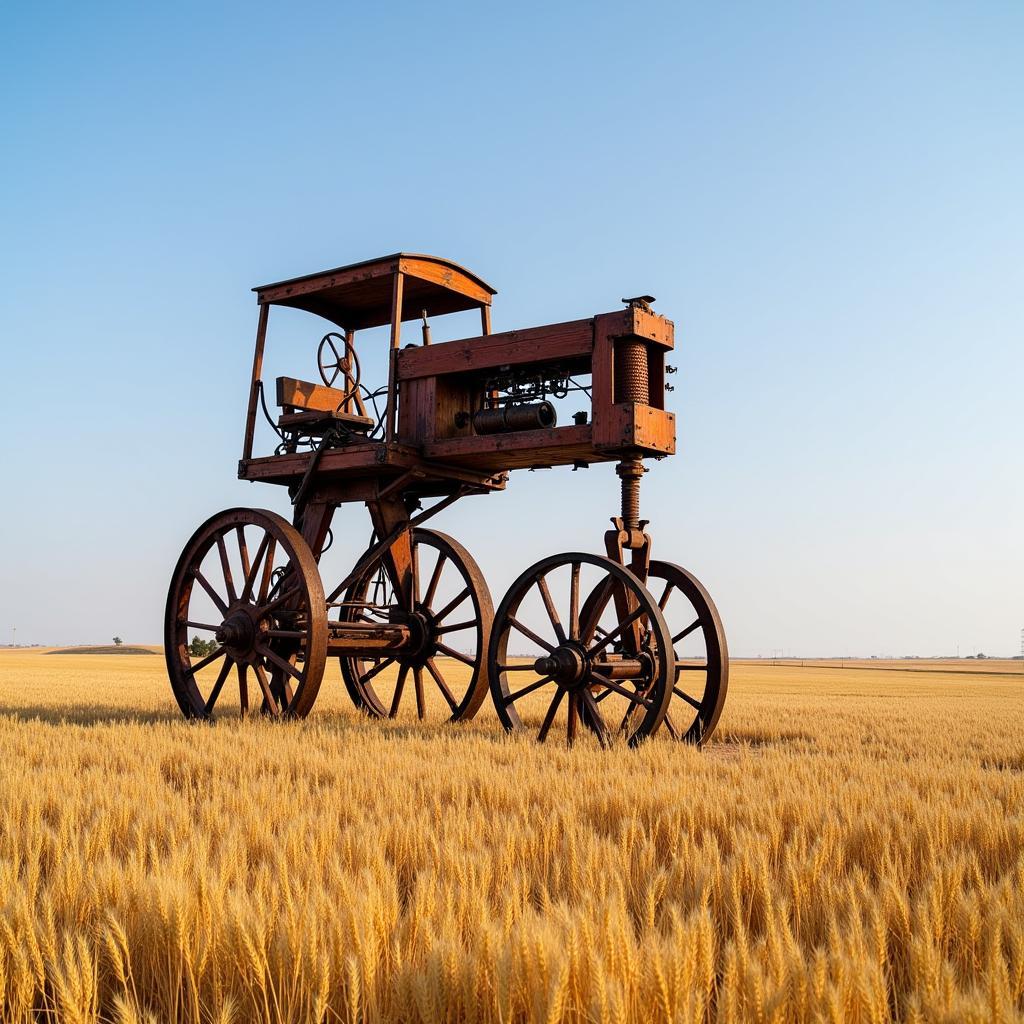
(165, 253, 728, 745)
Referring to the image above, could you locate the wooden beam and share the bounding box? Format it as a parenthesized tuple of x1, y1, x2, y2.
(396, 318, 595, 381)
(385, 272, 404, 444)
(242, 303, 270, 462)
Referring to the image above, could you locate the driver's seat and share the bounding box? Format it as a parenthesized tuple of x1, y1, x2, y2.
(276, 376, 375, 436)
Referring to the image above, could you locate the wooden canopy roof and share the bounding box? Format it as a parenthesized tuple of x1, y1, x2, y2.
(253, 253, 496, 331)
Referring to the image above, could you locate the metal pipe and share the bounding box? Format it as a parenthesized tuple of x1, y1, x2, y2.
(473, 401, 557, 435)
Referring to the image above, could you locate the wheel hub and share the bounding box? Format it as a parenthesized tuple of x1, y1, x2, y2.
(534, 643, 587, 688)
(404, 608, 434, 664)
(216, 608, 260, 657)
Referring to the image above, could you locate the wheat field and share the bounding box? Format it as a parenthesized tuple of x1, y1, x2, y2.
(0, 650, 1022, 1023)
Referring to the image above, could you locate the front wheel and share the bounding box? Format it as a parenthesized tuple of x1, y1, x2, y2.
(488, 553, 675, 747)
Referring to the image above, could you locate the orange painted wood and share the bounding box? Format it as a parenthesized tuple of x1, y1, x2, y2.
(396, 318, 595, 381)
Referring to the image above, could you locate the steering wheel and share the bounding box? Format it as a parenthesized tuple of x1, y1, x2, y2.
(317, 332, 361, 399)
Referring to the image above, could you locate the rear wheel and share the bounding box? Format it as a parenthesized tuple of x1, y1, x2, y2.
(164, 508, 327, 719)
(336, 530, 492, 721)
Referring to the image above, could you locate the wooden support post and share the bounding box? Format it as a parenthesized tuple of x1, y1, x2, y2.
(366, 496, 415, 612)
(385, 272, 404, 444)
(480, 304, 492, 336)
(242, 303, 270, 462)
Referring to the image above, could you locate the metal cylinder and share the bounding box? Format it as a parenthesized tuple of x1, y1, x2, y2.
(616, 458, 645, 531)
(614, 339, 649, 404)
(473, 401, 557, 435)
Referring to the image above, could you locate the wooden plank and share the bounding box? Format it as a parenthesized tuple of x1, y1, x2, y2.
(256, 259, 401, 306)
(399, 255, 493, 306)
(396, 318, 595, 380)
(591, 316, 616, 448)
(275, 376, 373, 421)
(278, 410, 374, 431)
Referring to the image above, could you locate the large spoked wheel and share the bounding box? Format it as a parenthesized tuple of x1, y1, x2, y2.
(337, 530, 493, 721)
(579, 561, 728, 745)
(165, 508, 328, 719)
(489, 553, 675, 747)
(646, 562, 728, 743)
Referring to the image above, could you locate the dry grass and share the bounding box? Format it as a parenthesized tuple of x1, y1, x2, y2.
(0, 649, 1022, 1023)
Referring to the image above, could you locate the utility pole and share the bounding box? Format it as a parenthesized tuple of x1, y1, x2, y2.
(11, 626, 15, 648)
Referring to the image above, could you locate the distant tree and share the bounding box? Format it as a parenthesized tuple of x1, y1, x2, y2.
(189, 635, 217, 658)
(112, 636, 123, 646)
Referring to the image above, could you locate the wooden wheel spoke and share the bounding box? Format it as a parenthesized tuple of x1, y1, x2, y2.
(388, 665, 408, 718)
(258, 538, 278, 602)
(412, 539, 421, 606)
(590, 671, 652, 709)
(185, 645, 226, 677)
(425, 658, 459, 712)
(435, 643, 475, 666)
(414, 667, 426, 720)
(422, 554, 447, 609)
(262, 646, 303, 682)
(663, 710, 680, 739)
(567, 692, 578, 744)
(569, 562, 580, 640)
(203, 656, 234, 716)
(361, 657, 395, 684)
(237, 663, 249, 715)
(658, 581, 676, 611)
(580, 688, 609, 746)
(434, 619, 477, 636)
(498, 662, 540, 671)
(216, 534, 238, 604)
(673, 618, 703, 645)
(259, 584, 302, 618)
(587, 607, 646, 658)
(678, 662, 709, 672)
(254, 664, 280, 716)
(193, 570, 228, 616)
(508, 616, 555, 653)
(536, 576, 566, 644)
(240, 533, 270, 602)
(673, 686, 702, 710)
(272, 667, 293, 706)
(537, 687, 565, 743)
(183, 620, 221, 632)
(505, 674, 555, 704)
(433, 586, 470, 623)
(236, 526, 251, 582)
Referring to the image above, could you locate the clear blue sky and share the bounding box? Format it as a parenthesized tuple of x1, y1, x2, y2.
(1, 1, 1021, 656)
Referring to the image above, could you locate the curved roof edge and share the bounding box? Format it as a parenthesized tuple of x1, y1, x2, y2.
(253, 252, 497, 296)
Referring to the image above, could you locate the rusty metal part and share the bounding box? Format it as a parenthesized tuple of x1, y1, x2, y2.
(472, 401, 557, 435)
(164, 508, 327, 719)
(615, 458, 646, 532)
(488, 552, 674, 747)
(337, 529, 493, 722)
(576, 561, 729, 746)
(614, 340, 649, 404)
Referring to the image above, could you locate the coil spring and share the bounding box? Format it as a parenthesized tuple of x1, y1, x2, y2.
(617, 459, 645, 531)
(614, 339, 649, 404)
